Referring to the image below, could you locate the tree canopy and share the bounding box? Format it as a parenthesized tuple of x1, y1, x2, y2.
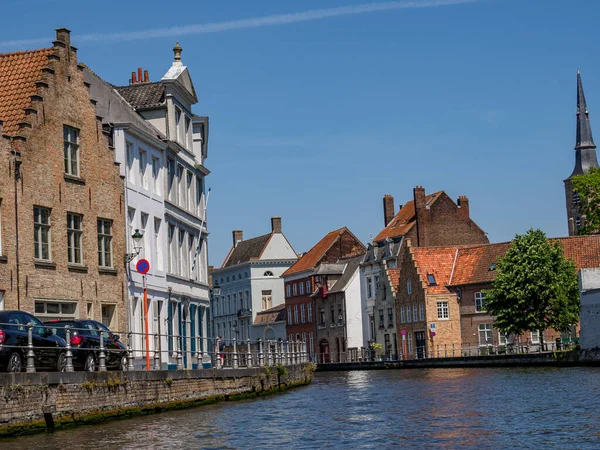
(572, 167, 600, 235)
(484, 229, 579, 340)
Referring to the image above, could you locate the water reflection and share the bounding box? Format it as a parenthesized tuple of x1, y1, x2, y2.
(4, 367, 600, 449)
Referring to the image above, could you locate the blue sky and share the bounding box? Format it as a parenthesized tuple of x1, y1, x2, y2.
(2, 0, 599, 266)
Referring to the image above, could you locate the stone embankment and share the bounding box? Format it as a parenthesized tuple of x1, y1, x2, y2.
(0, 363, 316, 437)
(316, 351, 599, 372)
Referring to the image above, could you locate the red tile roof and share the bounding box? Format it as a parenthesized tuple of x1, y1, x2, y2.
(448, 243, 511, 286)
(0, 48, 54, 135)
(283, 228, 346, 277)
(387, 268, 400, 296)
(411, 246, 461, 294)
(373, 191, 442, 242)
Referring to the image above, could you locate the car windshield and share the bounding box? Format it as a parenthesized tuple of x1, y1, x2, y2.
(47, 322, 95, 337)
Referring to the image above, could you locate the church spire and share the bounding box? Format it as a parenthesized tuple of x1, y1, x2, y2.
(576, 70, 596, 150)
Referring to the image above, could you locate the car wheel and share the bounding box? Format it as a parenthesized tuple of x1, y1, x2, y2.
(57, 352, 67, 372)
(7, 352, 22, 373)
(119, 355, 128, 371)
(84, 354, 96, 372)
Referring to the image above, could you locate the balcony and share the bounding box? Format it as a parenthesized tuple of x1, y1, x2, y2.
(237, 308, 252, 318)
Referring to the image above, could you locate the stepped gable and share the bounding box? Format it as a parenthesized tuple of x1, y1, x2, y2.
(0, 48, 54, 135)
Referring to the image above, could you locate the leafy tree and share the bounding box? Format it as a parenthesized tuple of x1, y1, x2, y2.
(484, 229, 579, 347)
(572, 167, 600, 235)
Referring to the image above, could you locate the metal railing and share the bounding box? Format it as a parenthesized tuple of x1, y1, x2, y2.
(0, 321, 309, 373)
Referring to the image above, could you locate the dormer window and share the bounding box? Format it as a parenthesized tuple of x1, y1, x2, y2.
(427, 273, 437, 286)
(264, 271, 274, 277)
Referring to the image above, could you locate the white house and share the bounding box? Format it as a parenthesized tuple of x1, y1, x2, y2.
(579, 268, 600, 351)
(211, 217, 297, 344)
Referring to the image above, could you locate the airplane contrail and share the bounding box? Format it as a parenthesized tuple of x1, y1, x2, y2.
(0, 0, 485, 48)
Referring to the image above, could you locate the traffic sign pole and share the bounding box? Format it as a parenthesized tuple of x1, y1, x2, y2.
(136, 259, 151, 371)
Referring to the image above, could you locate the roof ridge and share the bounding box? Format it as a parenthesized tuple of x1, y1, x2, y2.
(0, 47, 53, 57)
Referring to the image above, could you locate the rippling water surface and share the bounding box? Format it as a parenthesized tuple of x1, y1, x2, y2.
(5, 367, 600, 449)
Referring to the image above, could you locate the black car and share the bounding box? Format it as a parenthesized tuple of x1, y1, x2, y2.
(0, 310, 67, 372)
(45, 320, 127, 371)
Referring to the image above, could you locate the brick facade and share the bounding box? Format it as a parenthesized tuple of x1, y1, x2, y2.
(0, 29, 126, 330)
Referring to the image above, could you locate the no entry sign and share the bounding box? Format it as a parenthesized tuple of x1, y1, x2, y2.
(136, 258, 150, 274)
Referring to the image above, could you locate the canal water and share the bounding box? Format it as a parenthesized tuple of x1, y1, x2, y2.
(5, 367, 600, 449)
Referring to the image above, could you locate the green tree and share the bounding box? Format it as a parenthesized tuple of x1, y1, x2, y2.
(484, 229, 579, 347)
(572, 167, 600, 235)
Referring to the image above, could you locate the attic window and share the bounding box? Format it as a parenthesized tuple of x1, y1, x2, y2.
(427, 273, 437, 286)
(489, 263, 497, 271)
(264, 271, 274, 277)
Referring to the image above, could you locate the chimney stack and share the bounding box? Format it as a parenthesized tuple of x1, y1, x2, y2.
(55, 28, 71, 47)
(413, 186, 427, 247)
(383, 194, 395, 227)
(232, 230, 243, 247)
(457, 196, 470, 218)
(144, 70, 149, 83)
(131, 71, 137, 84)
(137, 68, 143, 83)
(271, 217, 282, 233)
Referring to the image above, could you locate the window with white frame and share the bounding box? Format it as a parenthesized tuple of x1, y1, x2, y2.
(530, 330, 540, 344)
(126, 142, 135, 183)
(185, 116, 191, 149)
(299, 282, 305, 295)
(436, 301, 449, 320)
(67, 212, 83, 265)
(63, 125, 80, 177)
(294, 305, 299, 324)
(499, 332, 511, 346)
(306, 280, 311, 294)
(366, 276, 372, 298)
(388, 308, 393, 325)
(400, 305, 406, 323)
(188, 234, 195, 278)
(34, 206, 51, 260)
(478, 323, 493, 346)
(287, 307, 292, 325)
(301, 304, 306, 323)
(412, 304, 418, 322)
(408, 333, 413, 355)
(419, 303, 424, 321)
(407, 279, 412, 295)
(262, 290, 272, 310)
(186, 171, 193, 211)
(475, 292, 486, 312)
(379, 309, 384, 328)
(179, 229, 187, 277)
(97, 218, 113, 268)
(35, 300, 77, 320)
(167, 158, 176, 202)
(154, 218, 163, 270)
(177, 165, 186, 208)
(292, 283, 298, 296)
(152, 156, 161, 195)
(375, 275, 380, 296)
(175, 107, 182, 143)
(405, 305, 411, 323)
(168, 223, 175, 273)
(286, 285, 291, 298)
(139, 149, 148, 189)
(307, 303, 313, 322)
(196, 176, 203, 216)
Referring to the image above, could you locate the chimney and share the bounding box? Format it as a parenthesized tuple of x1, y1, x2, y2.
(144, 70, 149, 83)
(383, 194, 395, 227)
(131, 71, 137, 84)
(271, 217, 282, 233)
(232, 230, 243, 247)
(457, 196, 470, 218)
(55, 28, 71, 47)
(413, 186, 427, 247)
(138, 68, 143, 83)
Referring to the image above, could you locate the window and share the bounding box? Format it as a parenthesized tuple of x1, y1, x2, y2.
(427, 273, 437, 286)
(262, 290, 272, 310)
(152, 156, 161, 194)
(530, 330, 540, 344)
(177, 165, 185, 208)
(366, 277, 372, 298)
(168, 223, 175, 273)
(167, 158, 176, 202)
(287, 307, 292, 325)
(306, 280, 311, 294)
(139, 149, 147, 188)
(126, 142, 134, 183)
(294, 305, 299, 324)
(186, 171, 193, 211)
(405, 305, 411, 323)
(299, 282, 304, 295)
(175, 107, 182, 143)
(379, 309, 384, 328)
(63, 125, 79, 176)
(499, 332, 511, 346)
(188, 234, 195, 278)
(407, 279, 412, 295)
(307, 303, 313, 322)
(408, 333, 413, 355)
(33, 206, 51, 260)
(101, 304, 116, 330)
(319, 309, 326, 327)
(185, 116, 191, 149)
(419, 303, 424, 321)
(475, 292, 486, 312)
(179, 230, 187, 277)
(388, 308, 393, 325)
(34, 300, 77, 320)
(331, 307, 336, 325)
(400, 305, 406, 323)
(301, 304, 306, 323)
(412, 304, 418, 322)
(286, 285, 291, 298)
(338, 308, 343, 326)
(196, 176, 204, 216)
(292, 283, 298, 296)
(576, 217, 581, 228)
(97, 219, 113, 268)
(374, 275, 380, 296)
(154, 218, 163, 270)
(264, 271, 273, 277)
(437, 301, 449, 320)
(573, 193, 581, 206)
(478, 323, 493, 347)
(67, 213, 83, 265)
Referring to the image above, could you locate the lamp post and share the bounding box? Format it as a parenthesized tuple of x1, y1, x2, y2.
(125, 229, 146, 369)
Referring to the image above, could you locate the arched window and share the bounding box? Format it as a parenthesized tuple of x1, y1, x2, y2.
(238, 274, 242, 280)
(264, 271, 274, 277)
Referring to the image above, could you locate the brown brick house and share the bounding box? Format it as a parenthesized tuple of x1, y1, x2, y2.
(283, 227, 365, 359)
(0, 29, 126, 329)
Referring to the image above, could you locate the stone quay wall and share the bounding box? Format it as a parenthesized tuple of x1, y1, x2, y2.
(0, 364, 315, 437)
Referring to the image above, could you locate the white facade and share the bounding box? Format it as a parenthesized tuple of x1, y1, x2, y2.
(580, 268, 600, 350)
(344, 267, 364, 349)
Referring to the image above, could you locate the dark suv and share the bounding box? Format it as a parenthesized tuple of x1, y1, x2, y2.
(45, 320, 127, 371)
(0, 310, 67, 372)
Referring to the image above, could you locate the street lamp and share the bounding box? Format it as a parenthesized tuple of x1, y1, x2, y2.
(125, 229, 144, 263)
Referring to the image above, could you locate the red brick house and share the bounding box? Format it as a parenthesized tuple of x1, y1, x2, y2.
(283, 227, 365, 359)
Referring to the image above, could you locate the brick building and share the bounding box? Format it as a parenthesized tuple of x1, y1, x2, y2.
(283, 227, 365, 359)
(0, 29, 126, 328)
(362, 186, 489, 357)
(564, 72, 598, 236)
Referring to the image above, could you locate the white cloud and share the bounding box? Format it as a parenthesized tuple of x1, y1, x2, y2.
(0, 0, 484, 48)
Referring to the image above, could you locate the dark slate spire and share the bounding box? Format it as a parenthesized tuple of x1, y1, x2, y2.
(576, 71, 595, 150)
(568, 71, 599, 179)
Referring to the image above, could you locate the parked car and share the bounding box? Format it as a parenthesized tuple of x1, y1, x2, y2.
(45, 320, 127, 371)
(0, 310, 67, 372)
